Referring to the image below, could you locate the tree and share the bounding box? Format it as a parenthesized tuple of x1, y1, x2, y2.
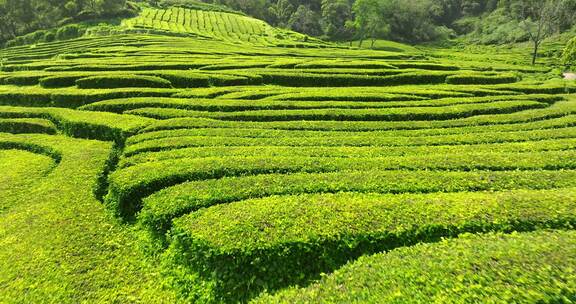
(516, 0, 565, 65)
(563, 37, 576, 68)
(96, 0, 126, 15)
(268, 0, 294, 28)
(288, 5, 322, 36)
(321, 0, 353, 40)
(350, 0, 387, 47)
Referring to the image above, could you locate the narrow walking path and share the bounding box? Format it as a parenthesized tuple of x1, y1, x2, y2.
(564, 72, 576, 80)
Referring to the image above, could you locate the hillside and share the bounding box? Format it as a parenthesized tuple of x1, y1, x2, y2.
(1, 2, 576, 304)
(121, 6, 320, 46)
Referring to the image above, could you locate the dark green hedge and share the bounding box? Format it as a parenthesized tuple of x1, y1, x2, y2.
(75, 75, 173, 89)
(446, 73, 519, 85)
(140, 170, 576, 237)
(107, 150, 576, 218)
(258, 71, 453, 87)
(254, 230, 576, 303)
(125, 100, 547, 121)
(0, 118, 57, 134)
(168, 189, 576, 302)
(124, 126, 576, 156)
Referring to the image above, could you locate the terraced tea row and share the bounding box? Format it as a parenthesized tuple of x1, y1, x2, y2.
(123, 7, 310, 46)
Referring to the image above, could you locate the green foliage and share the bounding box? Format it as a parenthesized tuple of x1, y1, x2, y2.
(140, 169, 576, 236)
(76, 75, 173, 89)
(0, 0, 133, 45)
(55, 24, 82, 41)
(125, 99, 548, 120)
(0, 133, 177, 302)
(169, 189, 576, 301)
(254, 230, 576, 303)
(0, 118, 57, 134)
(563, 37, 576, 67)
(446, 72, 520, 84)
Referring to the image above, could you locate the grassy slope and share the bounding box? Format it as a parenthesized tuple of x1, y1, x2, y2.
(0, 134, 177, 303)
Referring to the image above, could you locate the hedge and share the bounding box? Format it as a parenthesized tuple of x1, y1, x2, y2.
(75, 75, 173, 89)
(258, 71, 454, 87)
(124, 126, 576, 156)
(389, 62, 460, 70)
(127, 113, 576, 145)
(293, 61, 395, 69)
(119, 138, 576, 168)
(253, 230, 576, 303)
(140, 169, 576, 236)
(0, 149, 57, 184)
(0, 106, 153, 143)
(0, 118, 57, 135)
(446, 73, 520, 85)
(82, 95, 551, 114)
(168, 189, 576, 302)
(106, 150, 576, 217)
(140, 98, 576, 132)
(0, 139, 62, 163)
(125, 100, 548, 121)
(39, 75, 84, 88)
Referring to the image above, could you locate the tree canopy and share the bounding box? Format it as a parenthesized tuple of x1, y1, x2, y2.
(0, 0, 132, 44)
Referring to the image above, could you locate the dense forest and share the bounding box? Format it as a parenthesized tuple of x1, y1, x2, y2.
(1, 0, 575, 46)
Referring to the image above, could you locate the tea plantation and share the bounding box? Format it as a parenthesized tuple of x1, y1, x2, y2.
(1, 4, 576, 304)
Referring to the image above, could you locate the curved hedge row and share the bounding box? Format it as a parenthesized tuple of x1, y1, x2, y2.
(126, 100, 548, 121)
(124, 127, 576, 156)
(127, 114, 576, 145)
(0, 118, 57, 134)
(0, 87, 177, 108)
(82, 95, 561, 115)
(446, 73, 520, 85)
(140, 169, 576, 236)
(107, 150, 576, 217)
(119, 138, 576, 168)
(140, 98, 576, 132)
(258, 71, 454, 87)
(76, 75, 173, 89)
(168, 189, 576, 302)
(253, 230, 576, 303)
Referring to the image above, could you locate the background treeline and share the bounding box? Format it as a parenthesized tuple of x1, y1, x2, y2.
(0, 0, 135, 44)
(199, 0, 576, 44)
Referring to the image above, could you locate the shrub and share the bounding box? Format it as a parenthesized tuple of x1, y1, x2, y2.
(75, 75, 173, 89)
(124, 126, 576, 155)
(125, 100, 547, 121)
(39, 75, 83, 88)
(0, 118, 57, 135)
(55, 24, 81, 41)
(446, 73, 520, 85)
(168, 189, 576, 302)
(563, 37, 576, 68)
(120, 137, 576, 168)
(106, 150, 576, 218)
(140, 169, 576, 236)
(43, 32, 56, 43)
(254, 230, 576, 303)
(258, 71, 453, 87)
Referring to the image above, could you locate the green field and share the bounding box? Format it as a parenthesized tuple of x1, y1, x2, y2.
(1, 3, 576, 303)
